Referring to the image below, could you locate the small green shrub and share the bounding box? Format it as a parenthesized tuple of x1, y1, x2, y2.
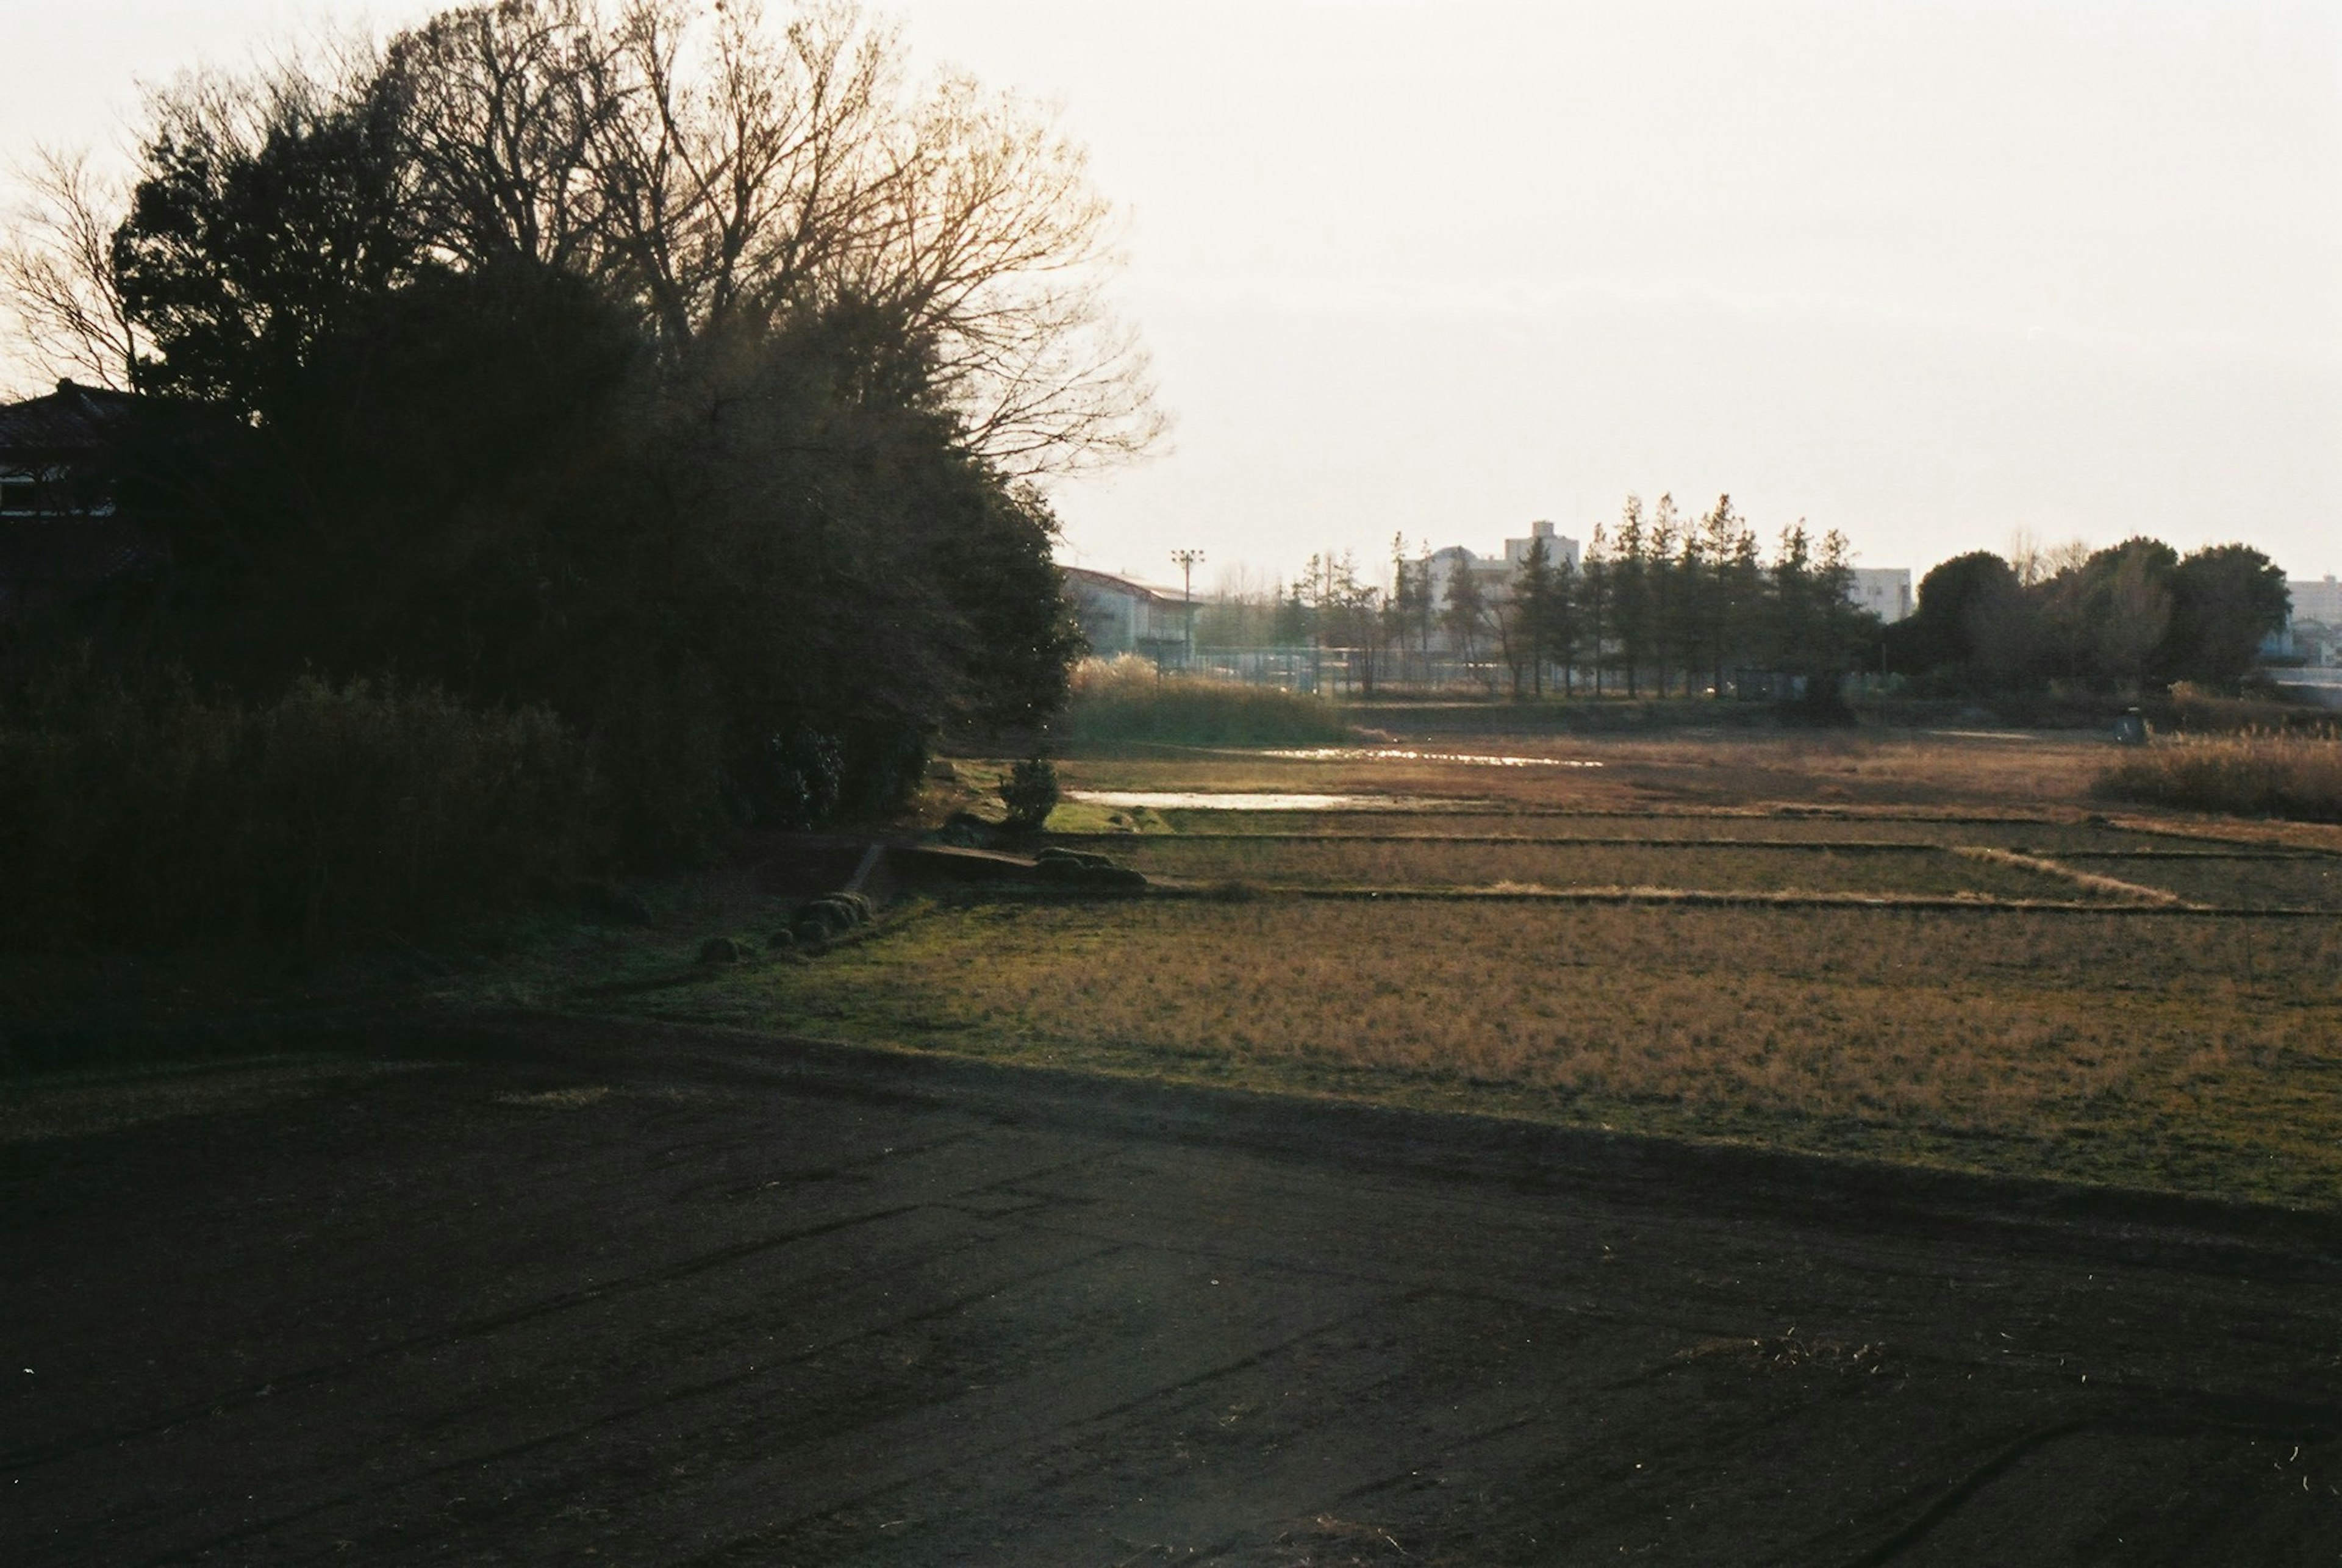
(1001, 756, 1061, 831)
(2093, 728, 2342, 823)
(1062, 655, 1353, 745)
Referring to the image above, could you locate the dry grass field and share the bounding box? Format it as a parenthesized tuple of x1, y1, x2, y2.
(1097, 811, 2167, 850)
(615, 729, 2342, 1210)
(1100, 836, 2131, 900)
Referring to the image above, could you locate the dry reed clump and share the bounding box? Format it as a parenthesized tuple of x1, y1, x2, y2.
(2093, 728, 2342, 823)
(1062, 656, 1354, 746)
(2154, 683, 2331, 735)
(701, 900, 2342, 1204)
(0, 676, 604, 947)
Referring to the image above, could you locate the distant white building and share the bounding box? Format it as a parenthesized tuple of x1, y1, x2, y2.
(1847, 567, 1912, 624)
(2289, 575, 2342, 631)
(2275, 575, 2342, 670)
(1425, 520, 1580, 610)
(1504, 519, 1581, 574)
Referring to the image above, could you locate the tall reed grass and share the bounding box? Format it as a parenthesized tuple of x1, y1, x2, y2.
(2093, 728, 2342, 823)
(1061, 655, 1353, 746)
(0, 677, 604, 947)
(2153, 683, 2335, 735)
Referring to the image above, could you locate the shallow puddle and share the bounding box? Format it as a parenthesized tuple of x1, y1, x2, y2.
(1256, 747, 1603, 768)
(1067, 790, 1449, 812)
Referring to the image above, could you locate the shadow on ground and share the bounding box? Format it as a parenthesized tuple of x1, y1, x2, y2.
(3, 1020, 2336, 1566)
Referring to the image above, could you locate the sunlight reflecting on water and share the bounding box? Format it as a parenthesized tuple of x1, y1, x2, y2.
(1067, 790, 1447, 811)
(1258, 748, 1603, 768)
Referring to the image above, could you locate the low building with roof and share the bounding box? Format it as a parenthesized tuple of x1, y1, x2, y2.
(1061, 564, 1194, 664)
(0, 379, 158, 617)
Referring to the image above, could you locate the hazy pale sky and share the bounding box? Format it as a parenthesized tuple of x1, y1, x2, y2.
(4, 0, 2338, 589)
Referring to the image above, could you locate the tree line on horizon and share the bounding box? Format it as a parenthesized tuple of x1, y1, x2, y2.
(1196, 501, 2290, 703)
(1886, 538, 2288, 698)
(1202, 495, 1881, 702)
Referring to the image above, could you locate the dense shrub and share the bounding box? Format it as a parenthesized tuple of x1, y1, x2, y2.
(1062, 656, 1355, 746)
(0, 676, 603, 947)
(1000, 757, 1061, 831)
(2093, 728, 2342, 823)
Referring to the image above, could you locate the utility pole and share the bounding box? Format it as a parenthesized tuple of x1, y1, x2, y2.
(1170, 548, 1205, 671)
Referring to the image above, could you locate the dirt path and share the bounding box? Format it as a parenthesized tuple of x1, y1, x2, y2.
(4, 1023, 2337, 1565)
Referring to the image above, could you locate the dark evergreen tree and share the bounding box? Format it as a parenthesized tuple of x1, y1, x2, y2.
(1580, 524, 1611, 696)
(114, 88, 419, 415)
(1890, 551, 2032, 693)
(1441, 559, 1488, 667)
(1514, 535, 1556, 698)
(1644, 494, 1680, 696)
(1610, 498, 1647, 696)
(2168, 544, 2289, 689)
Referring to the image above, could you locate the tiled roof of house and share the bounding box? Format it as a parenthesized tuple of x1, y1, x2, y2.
(0, 380, 140, 460)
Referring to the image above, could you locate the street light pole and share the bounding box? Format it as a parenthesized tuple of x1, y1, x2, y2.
(1170, 548, 1205, 671)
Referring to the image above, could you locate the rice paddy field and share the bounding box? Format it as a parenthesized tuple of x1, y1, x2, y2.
(1092, 837, 2132, 900)
(624, 729, 2342, 1211)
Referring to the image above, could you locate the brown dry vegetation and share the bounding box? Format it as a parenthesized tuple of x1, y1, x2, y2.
(2057, 852, 2342, 911)
(1056, 729, 2116, 814)
(1062, 657, 1354, 745)
(2095, 728, 2342, 823)
(1106, 837, 2117, 901)
(651, 898, 2342, 1206)
(1111, 813, 2160, 850)
(601, 729, 2342, 1211)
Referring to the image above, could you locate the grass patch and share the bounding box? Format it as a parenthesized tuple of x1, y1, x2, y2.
(622, 897, 2342, 1209)
(1133, 817, 2164, 851)
(2057, 853, 2342, 912)
(2094, 729, 2342, 823)
(1114, 811, 2163, 850)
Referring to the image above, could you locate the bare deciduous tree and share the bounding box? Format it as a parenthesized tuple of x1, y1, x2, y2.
(0, 147, 141, 391)
(389, 0, 619, 275)
(384, 0, 1161, 469)
(12, 0, 1159, 468)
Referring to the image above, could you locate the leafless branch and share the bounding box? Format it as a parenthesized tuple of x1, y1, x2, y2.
(0, 146, 141, 391)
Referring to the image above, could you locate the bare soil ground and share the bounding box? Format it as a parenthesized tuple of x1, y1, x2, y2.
(5, 1022, 2339, 1567)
